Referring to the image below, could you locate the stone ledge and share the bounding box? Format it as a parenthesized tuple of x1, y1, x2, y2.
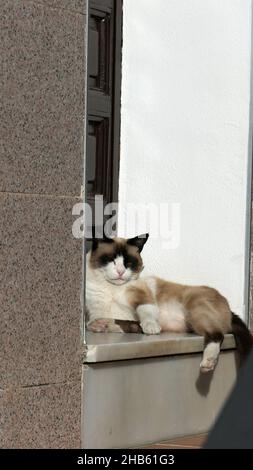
(85, 332, 236, 363)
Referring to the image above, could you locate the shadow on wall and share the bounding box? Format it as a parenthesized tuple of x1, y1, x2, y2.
(204, 350, 253, 448)
(195, 351, 239, 397)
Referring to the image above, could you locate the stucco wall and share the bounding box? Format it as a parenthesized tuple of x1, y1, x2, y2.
(118, 0, 252, 318)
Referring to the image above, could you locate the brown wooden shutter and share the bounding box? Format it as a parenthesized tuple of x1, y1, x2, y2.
(86, 0, 122, 241)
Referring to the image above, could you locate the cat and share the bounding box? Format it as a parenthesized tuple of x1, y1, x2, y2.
(86, 233, 253, 373)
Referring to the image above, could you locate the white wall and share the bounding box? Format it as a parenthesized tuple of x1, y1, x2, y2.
(118, 0, 252, 318)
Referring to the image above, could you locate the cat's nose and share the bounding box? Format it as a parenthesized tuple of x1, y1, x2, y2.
(116, 267, 125, 277)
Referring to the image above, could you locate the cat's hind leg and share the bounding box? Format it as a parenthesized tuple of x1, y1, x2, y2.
(185, 294, 230, 373)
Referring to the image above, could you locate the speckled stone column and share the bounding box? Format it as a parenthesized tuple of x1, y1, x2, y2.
(0, 0, 87, 448)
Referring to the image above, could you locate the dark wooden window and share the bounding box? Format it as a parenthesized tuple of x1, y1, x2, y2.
(86, 0, 122, 241)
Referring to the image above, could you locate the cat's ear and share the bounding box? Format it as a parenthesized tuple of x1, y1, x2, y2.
(92, 235, 114, 251)
(126, 233, 149, 253)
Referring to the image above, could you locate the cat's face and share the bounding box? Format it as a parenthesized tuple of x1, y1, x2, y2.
(89, 234, 149, 285)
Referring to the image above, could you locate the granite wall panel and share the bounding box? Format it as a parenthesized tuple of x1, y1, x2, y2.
(0, 0, 85, 196)
(1, 0, 86, 448)
(0, 381, 82, 448)
(0, 194, 84, 388)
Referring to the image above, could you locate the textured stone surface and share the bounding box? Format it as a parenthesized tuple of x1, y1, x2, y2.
(0, 391, 6, 446)
(0, 0, 86, 448)
(1, 381, 82, 449)
(0, 0, 85, 195)
(33, 0, 87, 14)
(0, 193, 84, 388)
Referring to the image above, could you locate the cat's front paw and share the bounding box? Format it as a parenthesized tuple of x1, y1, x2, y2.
(141, 320, 161, 335)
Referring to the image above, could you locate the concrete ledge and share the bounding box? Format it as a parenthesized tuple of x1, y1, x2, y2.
(85, 332, 236, 363)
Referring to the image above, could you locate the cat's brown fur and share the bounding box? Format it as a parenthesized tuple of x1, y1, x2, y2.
(126, 277, 231, 335)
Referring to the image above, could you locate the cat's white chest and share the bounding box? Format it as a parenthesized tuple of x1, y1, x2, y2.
(86, 276, 136, 322)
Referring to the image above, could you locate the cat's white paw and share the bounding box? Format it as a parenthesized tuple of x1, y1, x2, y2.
(141, 320, 161, 335)
(200, 357, 217, 373)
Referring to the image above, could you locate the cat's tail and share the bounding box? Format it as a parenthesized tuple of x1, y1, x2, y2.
(231, 312, 253, 364)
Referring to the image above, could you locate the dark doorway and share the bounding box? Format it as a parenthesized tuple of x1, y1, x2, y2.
(86, 0, 122, 245)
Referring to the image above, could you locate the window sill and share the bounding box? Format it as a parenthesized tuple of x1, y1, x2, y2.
(84, 332, 236, 363)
